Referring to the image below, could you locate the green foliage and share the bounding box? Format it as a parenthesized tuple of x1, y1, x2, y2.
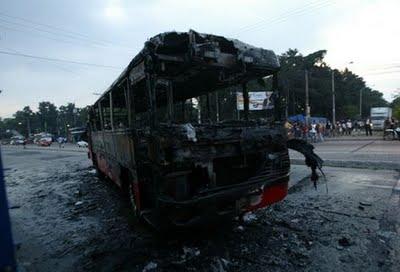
(393, 107, 400, 120)
(0, 102, 88, 138)
(342, 105, 359, 119)
(391, 95, 400, 119)
(279, 48, 388, 120)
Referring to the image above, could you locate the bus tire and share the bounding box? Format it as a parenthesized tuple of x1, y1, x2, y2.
(92, 153, 106, 180)
(96, 167, 106, 180)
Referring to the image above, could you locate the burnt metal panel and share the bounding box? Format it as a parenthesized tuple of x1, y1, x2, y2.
(95, 30, 280, 112)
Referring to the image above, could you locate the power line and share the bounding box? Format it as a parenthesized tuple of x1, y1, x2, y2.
(0, 11, 130, 49)
(0, 15, 133, 52)
(231, 0, 329, 35)
(0, 45, 82, 75)
(365, 69, 400, 76)
(0, 11, 101, 41)
(229, 0, 334, 36)
(0, 24, 98, 48)
(239, 1, 333, 35)
(0, 17, 108, 47)
(0, 23, 135, 54)
(0, 50, 122, 69)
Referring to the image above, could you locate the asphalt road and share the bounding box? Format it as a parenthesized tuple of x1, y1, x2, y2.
(290, 139, 400, 169)
(2, 141, 400, 271)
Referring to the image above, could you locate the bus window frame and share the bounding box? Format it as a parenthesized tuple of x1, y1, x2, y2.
(111, 85, 129, 131)
(100, 94, 112, 131)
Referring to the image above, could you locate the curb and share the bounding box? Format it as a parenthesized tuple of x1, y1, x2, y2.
(291, 159, 400, 171)
(323, 138, 382, 142)
(393, 179, 400, 194)
(1, 145, 87, 154)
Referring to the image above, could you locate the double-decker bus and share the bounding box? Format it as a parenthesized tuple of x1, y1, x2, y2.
(87, 30, 298, 228)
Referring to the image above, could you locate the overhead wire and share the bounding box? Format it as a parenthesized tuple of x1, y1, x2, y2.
(0, 23, 104, 49)
(364, 69, 400, 76)
(240, 1, 334, 35)
(229, 0, 334, 36)
(0, 16, 133, 52)
(0, 45, 81, 75)
(0, 11, 131, 49)
(0, 50, 122, 69)
(230, 0, 324, 34)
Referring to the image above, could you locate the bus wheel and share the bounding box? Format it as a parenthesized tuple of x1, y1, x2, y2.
(96, 168, 106, 179)
(92, 155, 105, 180)
(128, 181, 140, 217)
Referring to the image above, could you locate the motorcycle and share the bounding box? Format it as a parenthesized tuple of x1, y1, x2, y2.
(383, 127, 400, 140)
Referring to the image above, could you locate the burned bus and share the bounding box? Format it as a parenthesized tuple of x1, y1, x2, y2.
(87, 30, 321, 228)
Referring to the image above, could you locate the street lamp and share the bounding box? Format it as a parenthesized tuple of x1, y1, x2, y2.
(331, 69, 335, 125)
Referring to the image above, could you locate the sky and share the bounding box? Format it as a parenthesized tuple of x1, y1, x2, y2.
(0, 0, 399, 118)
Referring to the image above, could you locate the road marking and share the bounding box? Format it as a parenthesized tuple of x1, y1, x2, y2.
(355, 183, 393, 190)
(393, 179, 400, 194)
(351, 140, 375, 153)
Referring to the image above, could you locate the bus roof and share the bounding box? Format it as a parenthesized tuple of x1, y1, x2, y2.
(95, 30, 280, 105)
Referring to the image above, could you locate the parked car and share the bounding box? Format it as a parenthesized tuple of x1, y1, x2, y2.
(1, 139, 10, 145)
(77, 141, 88, 148)
(10, 136, 25, 145)
(37, 137, 52, 147)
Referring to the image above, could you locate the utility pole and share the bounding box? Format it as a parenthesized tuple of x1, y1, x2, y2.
(332, 70, 336, 125)
(26, 116, 31, 138)
(359, 87, 363, 118)
(305, 70, 310, 126)
(285, 80, 289, 119)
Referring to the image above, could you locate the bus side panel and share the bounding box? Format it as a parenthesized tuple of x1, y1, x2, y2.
(102, 131, 124, 187)
(90, 131, 120, 187)
(113, 130, 135, 170)
(90, 131, 105, 155)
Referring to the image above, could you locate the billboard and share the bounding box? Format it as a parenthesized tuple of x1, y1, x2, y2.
(236, 91, 274, 111)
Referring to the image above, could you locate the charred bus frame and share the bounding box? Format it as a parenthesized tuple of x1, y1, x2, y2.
(87, 30, 291, 228)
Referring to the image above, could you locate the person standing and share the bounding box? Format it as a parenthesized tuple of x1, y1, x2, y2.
(383, 118, 391, 138)
(317, 122, 324, 142)
(326, 121, 331, 137)
(346, 119, 353, 136)
(358, 119, 365, 136)
(310, 121, 317, 143)
(384, 118, 391, 131)
(365, 118, 372, 136)
(341, 121, 346, 136)
(390, 118, 395, 129)
(302, 123, 308, 141)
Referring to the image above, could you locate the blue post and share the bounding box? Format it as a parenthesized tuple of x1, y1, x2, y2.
(0, 147, 16, 271)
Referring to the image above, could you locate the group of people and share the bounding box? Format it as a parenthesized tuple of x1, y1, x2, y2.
(384, 117, 398, 130)
(286, 117, 382, 142)
(334, 119, 373, 136)
(286, 121, 326, 143)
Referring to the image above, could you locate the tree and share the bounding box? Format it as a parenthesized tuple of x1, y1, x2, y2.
(38, 102, 58, 134)
(279, 49, 388, 120)
(391, 95, 400, 120)
(12, 106, 35, 137)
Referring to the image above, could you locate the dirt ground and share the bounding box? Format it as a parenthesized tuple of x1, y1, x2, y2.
(3, 147, 400, 272)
